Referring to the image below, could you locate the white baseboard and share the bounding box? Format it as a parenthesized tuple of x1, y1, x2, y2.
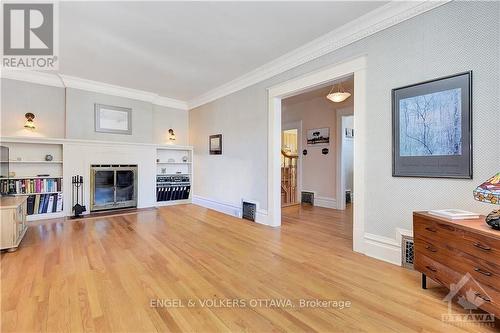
(314, 196, 337, 209)
(363, 233, 401, 266)
(192, 195, 270, 226)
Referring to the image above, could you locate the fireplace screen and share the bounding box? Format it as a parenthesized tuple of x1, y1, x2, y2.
(90, 165, 137, 211)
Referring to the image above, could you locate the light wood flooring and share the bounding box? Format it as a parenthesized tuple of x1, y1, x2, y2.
(1, 204, 498, 332)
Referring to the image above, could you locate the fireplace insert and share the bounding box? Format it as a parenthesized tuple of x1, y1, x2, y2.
(90, 164, 137, 211)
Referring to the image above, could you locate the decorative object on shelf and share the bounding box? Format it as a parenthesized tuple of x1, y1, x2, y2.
(161, 168, 166, 174)
(182, 156, 188, 163)
(168, 129, 176, 141)
(345, 128, 354, 138)
(8, 171, 15, 177)
(71, 175, 86, 218)
(392, 71, 472, 178)
(95, 103, 132, 135)
(302, 149, 307, 156)
(24, 112, 36, 129)
(326, 82, 351, 103)
(474, 172, 500, 230)
(322, 148, 329, 155)
(209, 134, 222, 155)
(45, 154, 53, 161)
(156, 158, 160, 163)
(307, 128, 329, 146)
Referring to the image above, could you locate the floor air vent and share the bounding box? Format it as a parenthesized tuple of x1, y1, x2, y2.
(242, 201, 256, 222)
(301, 191, 314, 205)
(401, 235, 414, 269)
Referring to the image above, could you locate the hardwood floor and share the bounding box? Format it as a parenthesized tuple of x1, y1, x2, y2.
(1, 204, 497, 332)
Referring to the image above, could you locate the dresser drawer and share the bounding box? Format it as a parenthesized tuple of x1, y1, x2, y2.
(415, 253, 461, 288)
(460, 230, 500, 265)
(416, 235, 500, 291)
(414, 216, 463, 243)
(415, 253, 500, 316)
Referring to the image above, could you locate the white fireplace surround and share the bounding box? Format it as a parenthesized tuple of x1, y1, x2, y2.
(2, 137, 192, 217)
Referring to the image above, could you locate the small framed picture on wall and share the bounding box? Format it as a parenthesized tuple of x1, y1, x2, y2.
(209, 134, 222, 155)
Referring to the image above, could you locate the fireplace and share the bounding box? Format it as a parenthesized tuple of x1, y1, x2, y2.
(90, 164, 138, 212)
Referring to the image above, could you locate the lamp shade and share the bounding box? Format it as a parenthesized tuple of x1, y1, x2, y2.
(473, 172, 500, 205)
(326, 92, 351, 103)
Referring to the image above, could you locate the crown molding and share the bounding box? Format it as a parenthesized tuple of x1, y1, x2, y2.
(0, 70, 65, 88)
(187, 0, 450, 109)
(0, 71, 188, 110)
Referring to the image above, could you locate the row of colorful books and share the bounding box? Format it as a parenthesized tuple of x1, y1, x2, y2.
(0, 178, 62, 194)
(26, 193, 63, 215)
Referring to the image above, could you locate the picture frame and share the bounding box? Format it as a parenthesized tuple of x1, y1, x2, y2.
(209, 134, 222, 155)
(95, 103, 132, 135)
(392, 71, 472, 178)
(307, 127, 330, 146)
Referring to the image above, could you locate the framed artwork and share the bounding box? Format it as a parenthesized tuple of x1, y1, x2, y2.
(209, 134, 222, 155)
(392, 71, 472, 178)
(95, 103, 132, 135)
(307, 127, 330, 146)
(345, 128, 354, 138)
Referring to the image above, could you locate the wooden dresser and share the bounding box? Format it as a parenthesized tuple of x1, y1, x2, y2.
(0, 196, 28, 252)
(414, 212, 500, 316)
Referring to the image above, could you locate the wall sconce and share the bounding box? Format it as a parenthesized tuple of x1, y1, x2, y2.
(168, 128, 176, 141)
(24, 113, 36, 129)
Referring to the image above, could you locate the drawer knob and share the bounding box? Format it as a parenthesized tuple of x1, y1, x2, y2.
(473, 242, 491, 251)
(425, 265, 437, 272)
(425, 245, 437, 252)
(425, 227, 437, 233)
(474, 267, 492, 276)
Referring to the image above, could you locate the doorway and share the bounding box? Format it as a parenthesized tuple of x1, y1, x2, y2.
(267, 56, 367, 253)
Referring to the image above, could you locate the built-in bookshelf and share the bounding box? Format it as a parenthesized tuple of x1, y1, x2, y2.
(1, 141, 64, 221)
(155, 146, 193, 205)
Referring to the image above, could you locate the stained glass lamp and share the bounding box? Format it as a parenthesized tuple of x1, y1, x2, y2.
(473, 172, 500, 230)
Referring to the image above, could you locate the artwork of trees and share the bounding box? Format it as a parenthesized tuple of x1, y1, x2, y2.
(399, 88, 462, 156)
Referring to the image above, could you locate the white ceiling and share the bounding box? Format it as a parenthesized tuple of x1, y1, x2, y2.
(59, 1, 388, 101)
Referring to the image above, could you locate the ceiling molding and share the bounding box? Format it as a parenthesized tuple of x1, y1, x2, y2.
(187, 0, 450, 109)
(1, 71, 189, 110)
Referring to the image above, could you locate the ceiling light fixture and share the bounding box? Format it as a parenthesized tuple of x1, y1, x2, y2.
(326, 82, 351, 103)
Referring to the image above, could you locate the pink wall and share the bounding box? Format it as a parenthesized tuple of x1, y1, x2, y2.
(282, 96, 339, 200)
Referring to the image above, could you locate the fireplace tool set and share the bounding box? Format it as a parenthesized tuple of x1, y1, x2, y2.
(71, 175, 86, 218)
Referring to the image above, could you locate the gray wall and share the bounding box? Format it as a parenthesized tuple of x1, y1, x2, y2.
(1, 79, 66, 138)
(189, 1, 500, 238)
(1, 80, 189, 145)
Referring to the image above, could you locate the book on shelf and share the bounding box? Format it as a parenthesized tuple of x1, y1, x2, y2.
(25, 193, 63, 216)
(0, 177, 62, 194)
(428, 209, 480, 220)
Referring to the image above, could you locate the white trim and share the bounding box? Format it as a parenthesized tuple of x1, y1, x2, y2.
(0, 71, 188, 110)
(188, 1, 449, 109)
(336, 108, 354, 211)
(193, 195, 270, 226)
(268, 56, 367, 251)
(0, 136, 193, 149)
(314, 196, 337, 209)
(363, 233, 401, 266)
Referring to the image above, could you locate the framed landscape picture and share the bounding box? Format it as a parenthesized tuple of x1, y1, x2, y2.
(307, 127, 330, 146)
(95, 103, 132, 135)
(392, 71, 472, 178)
